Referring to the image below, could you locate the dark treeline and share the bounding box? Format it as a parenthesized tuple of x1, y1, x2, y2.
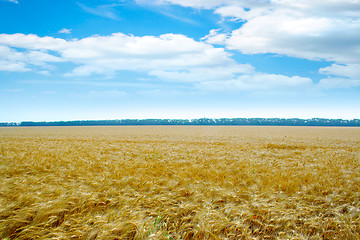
(1, 118, 360, 127)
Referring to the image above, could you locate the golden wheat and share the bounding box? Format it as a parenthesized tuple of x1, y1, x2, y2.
(0, 126, 359, 239)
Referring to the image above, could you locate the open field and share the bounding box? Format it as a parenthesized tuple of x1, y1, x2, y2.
(0, 126, 360, 239)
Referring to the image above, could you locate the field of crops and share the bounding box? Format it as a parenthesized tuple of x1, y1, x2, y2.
(0, 126, 359, 239)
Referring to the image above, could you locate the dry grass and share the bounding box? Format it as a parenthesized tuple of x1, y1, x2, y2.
(0, 126, 359, 239)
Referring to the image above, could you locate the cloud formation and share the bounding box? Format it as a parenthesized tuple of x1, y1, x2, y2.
(197, 73, 313, 92)
(60, 33, 238, 77)
(0, 44, 62, 72)
(0, 32, 315, 92)
(154, 0, 360, 87)
(0, 60, 29, 72)
(2, 1, 359, 91)
(59, 28, 72, 34)
(0, 33, 236, 73)
(0, 33, 239, 78)
(195, 1, 360, 62)
(4, 0, 19, 4)
(77, 3, 121, 20)
(318, 63, 360, 88)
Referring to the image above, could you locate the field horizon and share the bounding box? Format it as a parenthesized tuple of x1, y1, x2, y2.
(2, 118, 360, 127)
(1, 126, 359, 239)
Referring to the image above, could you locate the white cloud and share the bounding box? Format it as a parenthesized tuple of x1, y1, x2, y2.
(149, 64, 254, 82)
(223, 15, 360, 64)
(144, 0, 271, 11)
(77, 3, 121, 20)
(4, 0, 19, 3)
(201, 29, 228, 45)
(318, 77, 360, 89)
(0, 46, 30, 71)
(38, 70, 51, 76)
(219, 1, 360, 64)
(135, 0, 231, 9)
(0, 45, 24, 61)
(0, 32, 236, 77)
(318, 63, 360, 88)
(214, 6, 249, 21)
(197, 73, 313, 91)
(59, 28, 72, 34)
(135, 2, 200, 25)
(0, 44, 63, 72)
(0, 60, 30, 72)
(2, 1, 358, 92)
(139, 0, 360, 67)
(176, 0, 360, 90)
(0, 33, 67, 50)
(319, 64, 360, 79)
(273, 0, 360, 18)
(23, 33, 233, 76)
(0, 32, 342, 92)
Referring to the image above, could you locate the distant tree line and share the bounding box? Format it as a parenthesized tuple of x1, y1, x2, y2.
(1, 118, 360, 127)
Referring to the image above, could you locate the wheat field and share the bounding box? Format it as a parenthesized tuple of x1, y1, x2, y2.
(0, 126, 359, 239)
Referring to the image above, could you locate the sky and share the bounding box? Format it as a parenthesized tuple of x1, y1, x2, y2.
(1, 0, 360, 122)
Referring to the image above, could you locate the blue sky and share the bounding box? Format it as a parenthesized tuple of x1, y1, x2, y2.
(1, 0, 360, 122)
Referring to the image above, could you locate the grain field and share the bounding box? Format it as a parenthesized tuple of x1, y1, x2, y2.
(0, 126, 359, 239)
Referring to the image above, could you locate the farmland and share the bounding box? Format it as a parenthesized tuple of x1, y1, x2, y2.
(0, 126, 359, 239)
